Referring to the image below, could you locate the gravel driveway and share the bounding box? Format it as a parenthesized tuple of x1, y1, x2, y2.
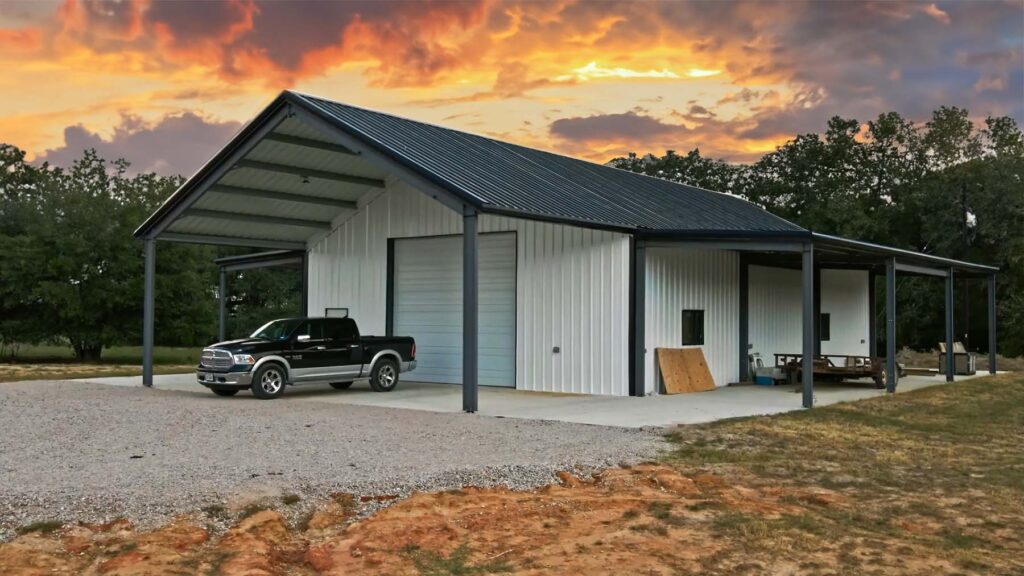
(0, 380, 665, 539)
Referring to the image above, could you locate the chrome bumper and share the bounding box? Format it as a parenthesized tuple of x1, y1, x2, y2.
(197, 370, 252, 388)
(401, 360, 417, 373)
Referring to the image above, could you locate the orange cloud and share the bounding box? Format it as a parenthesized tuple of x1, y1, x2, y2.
(0, 27, 42, 52)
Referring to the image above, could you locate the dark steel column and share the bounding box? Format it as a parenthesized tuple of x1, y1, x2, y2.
(945, 269, 955, 382)
(988, 273, 997, 374)
(868, 270, 877, 357)
(738, 254, 750, 381)
(813, 265, 822, 355)
(142, 238, 156, 387)
(462, 211, 479, 413)
(630, 239, 646, 396)
(218, 267, 227, 342)
(885, 258, 897, 393)
(802, 243, 815, 409)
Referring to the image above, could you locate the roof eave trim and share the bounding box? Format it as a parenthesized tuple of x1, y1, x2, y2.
(811, 232, 998, 273)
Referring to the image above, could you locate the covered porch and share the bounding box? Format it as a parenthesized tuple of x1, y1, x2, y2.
(634, 233, 999, 408)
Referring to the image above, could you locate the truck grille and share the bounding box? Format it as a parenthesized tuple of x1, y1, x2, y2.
(200, 348, 233, 369)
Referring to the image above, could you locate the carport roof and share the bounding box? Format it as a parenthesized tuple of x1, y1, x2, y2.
(135, 90, 803, 243)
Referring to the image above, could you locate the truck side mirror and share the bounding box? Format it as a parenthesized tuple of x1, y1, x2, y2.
(296, 334, 310, 343)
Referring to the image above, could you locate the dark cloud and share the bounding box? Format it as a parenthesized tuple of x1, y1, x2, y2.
(550, 111, 683, 142)
(37, 112, 241, 176)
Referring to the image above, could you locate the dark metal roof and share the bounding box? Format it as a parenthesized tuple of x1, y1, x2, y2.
(292, 92, 805, 234)
(134, 91, 994, 275)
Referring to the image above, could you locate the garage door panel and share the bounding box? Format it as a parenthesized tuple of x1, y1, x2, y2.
(393, 233, 516, 387)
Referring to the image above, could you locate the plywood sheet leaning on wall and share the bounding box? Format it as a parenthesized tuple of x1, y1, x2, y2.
(656, 348, 716, 394)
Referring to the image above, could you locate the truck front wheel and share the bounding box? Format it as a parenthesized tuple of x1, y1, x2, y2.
(369, 358, 399, 392)
(251, 364, 287, 399)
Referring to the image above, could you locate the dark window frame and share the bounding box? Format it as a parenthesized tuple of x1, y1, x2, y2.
(681, 309, 705, 346)
(819, 312, 831, 342)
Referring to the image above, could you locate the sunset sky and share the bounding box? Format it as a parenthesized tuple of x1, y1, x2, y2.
(1, 0, 1021, 176)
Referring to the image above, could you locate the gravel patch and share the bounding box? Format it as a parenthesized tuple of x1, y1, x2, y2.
(0, 380, 666, 540)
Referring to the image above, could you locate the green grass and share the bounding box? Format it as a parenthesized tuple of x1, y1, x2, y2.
(662, 373, 1024, 570)
(17, 520, 63, 535)
(402, 543, 513, 576)
(10, 344, 200, 365)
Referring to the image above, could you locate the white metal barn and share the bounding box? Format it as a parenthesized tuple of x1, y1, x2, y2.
(135, 91, 999, 412)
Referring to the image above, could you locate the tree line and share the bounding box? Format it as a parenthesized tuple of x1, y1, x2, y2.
(0, 147, 300, 360)
(609, 107, 1024, 356)
(1, 105, 1021, 361)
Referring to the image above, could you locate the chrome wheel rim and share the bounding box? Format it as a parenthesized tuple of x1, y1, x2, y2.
(261, 368, 283, 394)
(378, 364, 396, 388)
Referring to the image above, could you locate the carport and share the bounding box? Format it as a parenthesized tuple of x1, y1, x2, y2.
(136, 92, 490, 411)
(135, 90, 999, 414)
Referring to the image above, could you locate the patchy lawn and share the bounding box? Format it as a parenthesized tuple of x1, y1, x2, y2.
(1, 375, 1021, 575)
(8, 344, 201, 365)
(1, 345, 199, 382)
(0, 363, 194, 383)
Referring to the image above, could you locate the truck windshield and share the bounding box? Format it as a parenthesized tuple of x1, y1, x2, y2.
(250, 319, 303, 341)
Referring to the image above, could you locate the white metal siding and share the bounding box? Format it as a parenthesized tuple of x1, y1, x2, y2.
(820, 270, 870, 357)
(307, 180, 630, 395)
(393, 234, 516, 386)
(645, 248, 739, 393)
(747, 265, 802, 363)
(747, 266, 870, 364)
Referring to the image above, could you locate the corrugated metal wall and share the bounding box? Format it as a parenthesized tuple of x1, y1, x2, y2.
(644, 248, 740, 392)
(821, 269, 870, 357)
(747, 266, 870, 364)
(307, 181, 631, 395)
(747, 265, 802, 363)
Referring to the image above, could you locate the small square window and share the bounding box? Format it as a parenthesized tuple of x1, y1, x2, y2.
(681, 310, 704, 346)
(819, 313, 831, 342)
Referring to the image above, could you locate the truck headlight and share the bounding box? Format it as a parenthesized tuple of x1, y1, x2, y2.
(233, 354, 255, 365)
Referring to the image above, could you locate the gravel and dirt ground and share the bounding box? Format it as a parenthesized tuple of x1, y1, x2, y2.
(0, 380, 665, 542)
(1, 375, 1021, 575)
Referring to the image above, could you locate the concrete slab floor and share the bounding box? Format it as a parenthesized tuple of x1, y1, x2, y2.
(77, 371, 989, 428)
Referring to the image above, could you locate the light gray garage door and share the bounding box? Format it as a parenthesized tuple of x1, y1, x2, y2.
(393, 233, 516, 387)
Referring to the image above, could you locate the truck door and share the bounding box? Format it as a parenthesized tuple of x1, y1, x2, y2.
(323, 318, 362, 380)
(287, 319, 327, 381)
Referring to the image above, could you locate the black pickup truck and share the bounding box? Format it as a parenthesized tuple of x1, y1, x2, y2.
(197, 317, 416, 399)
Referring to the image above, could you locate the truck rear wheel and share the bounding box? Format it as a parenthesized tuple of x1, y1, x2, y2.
(251, 364, 286, 399)
(369, 358, 399, 392)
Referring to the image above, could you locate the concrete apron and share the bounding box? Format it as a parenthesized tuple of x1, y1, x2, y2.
(78, 373, 983, 429)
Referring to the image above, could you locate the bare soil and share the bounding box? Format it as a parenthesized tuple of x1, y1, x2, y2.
(1, 374, 1021, 575)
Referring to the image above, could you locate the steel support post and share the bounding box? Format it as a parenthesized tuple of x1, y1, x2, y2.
(739, 255, 750, 382)
(988, 274, 997, 374)
(462, 211, 479, 413)
(802, 243, 815, 409)
(885, 258, 897, 393)
(630, 239, 646, 396)
(142, 238, 156, 387)
(218, 267, 227, 342)
(945, 269, 955, 382)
